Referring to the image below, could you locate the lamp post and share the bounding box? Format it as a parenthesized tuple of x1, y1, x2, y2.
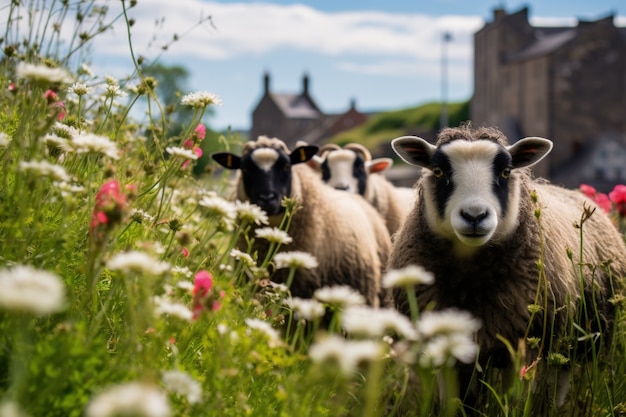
(440, 31, 453, 129)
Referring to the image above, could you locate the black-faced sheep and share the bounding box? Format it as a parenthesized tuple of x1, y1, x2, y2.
(211, 135, 392, 306)
(388, 125, 626, 410)
(311, 143, 416, 236)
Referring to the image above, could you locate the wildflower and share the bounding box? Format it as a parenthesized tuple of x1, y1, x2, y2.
(314, 285, 366, 309)
(273, 251, 318, 270)
(153, 296, 193, 321)
(194, 124, 206, 140)
(245, 318, 282, 347)
(382, 265, 435, 289)
(609, 184, 626, 217)
(198, 195, 237, 220)
(67, 82, 93, 96)
(172, 266, 193, 278)
(595, 193, 612, 213)
(90, 179, 127, 242)
(420, 333, 479, 367)
(341, 306, 417, 340)
(19, 160, 70, 182)
(255, 227, 292, 245)
(50, 122, 79, 139)
(105, 74, 118, 85)
(0, 132, 9, 147)
(284, 297, 325, 321)
(234, 200, 269, 225)
(230, 249, 256, 267)
(53, 181, 86, 197)
(16, 62, 73, 84)
(79, 63, 94, 78)
(85, 381, 170, 417)
(0, 265, 66, 315)
(103, 83, 127, 98)
(180, 91, 222, 108)
(579, 184, 597, 199)
(308, 335, 384, 375)
(416, 308, 481, 339)
(71, 133, 119, 159)
(161, 370, 202, 404)
(129, 208, 155, 224)
(166, 146, 198, 161)
(192, 270, 218, 318)
(176, 280, 194, 292)
(107, 251, 170, 275)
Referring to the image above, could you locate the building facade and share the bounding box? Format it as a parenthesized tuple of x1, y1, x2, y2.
(250, 72, 369, 150)
(472, 7, 626, 190)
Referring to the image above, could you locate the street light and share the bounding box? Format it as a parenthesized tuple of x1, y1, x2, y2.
(440, 31, 453, 129)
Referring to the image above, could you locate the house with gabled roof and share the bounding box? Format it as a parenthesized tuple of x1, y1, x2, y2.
(250, 72, 369, 150)
(472, 6, 626, 190)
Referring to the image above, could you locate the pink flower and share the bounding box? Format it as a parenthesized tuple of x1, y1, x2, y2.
(595, 193, 612, 214)
(90, 179, 127, 243)
(183, 138, 194, 149)
(181, 247, 189, 258)
(193, 270, 213, 297)
(609, 184, 626, 217)
(579, 184, 596, 199)
(194, 124, 206, 140)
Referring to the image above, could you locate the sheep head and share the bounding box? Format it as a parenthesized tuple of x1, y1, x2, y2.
(392, 131, 552, 256)
(211, 136, 318, 215)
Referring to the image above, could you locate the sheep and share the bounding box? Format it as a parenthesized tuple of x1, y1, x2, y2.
(388, 125, 626, 410)
(310, 142, 417, 236)
(211, 135, 392, 306)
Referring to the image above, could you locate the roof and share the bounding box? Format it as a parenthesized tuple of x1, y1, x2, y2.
(507, 28, 576, 62)
(269, 93, 321, 119)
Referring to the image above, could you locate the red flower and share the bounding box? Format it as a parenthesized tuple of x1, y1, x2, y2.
(609, 184, 626, 217)
(90, 179, 128, 243)
(579, 184, 596, 199)
(595, 193, 612, 214)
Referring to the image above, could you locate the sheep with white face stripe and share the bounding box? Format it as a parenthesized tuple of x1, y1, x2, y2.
(389, 125, 626, 409)
(211, 136, 392, 306)
(311, 143, 417, 235)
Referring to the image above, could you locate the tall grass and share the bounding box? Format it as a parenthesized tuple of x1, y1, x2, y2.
(1, 2, 626, 416)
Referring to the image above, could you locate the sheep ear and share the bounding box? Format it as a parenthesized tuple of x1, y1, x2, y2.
(508, 137, 553, 169)
(290, 145, 319, 165)
(366, 158, 393, 174)
(391, 136, 436, 168)
(306, 155, 324, 172)
(211, 152, 241, 170)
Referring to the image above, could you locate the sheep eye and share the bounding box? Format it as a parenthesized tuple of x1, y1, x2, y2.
(432, 167, 444, 178)
(501, 167, 511, 179)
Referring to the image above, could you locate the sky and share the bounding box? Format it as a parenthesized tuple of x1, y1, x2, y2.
(15, 0, 626, 131)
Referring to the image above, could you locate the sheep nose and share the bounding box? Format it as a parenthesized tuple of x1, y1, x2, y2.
(335, 184, 350, 191)
(460, 209, 488, 226)
(258, 192, 278, 203)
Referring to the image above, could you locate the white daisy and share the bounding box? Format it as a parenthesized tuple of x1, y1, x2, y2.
(19, 160, 70, 182)
(308, 335, 384, 375)
(382, 265, 435, 289)
(313, 285, 365, 309)
(85, 381, 170, 417)
(107, 251, 170, 275)
(284, 297, 325, 321)
(254, 227, 292, 245)
(161, 370, 202, 404)
(166, 146, 198, 161)
(0, 132, 10, 147)
(152, 296, 193, 321)
(234, 200, 269, 225)
(273, 251, 318, 270)
(341, 306, 417, 340)
(71, 133, 119, 159)
(420, 333, 479, 367)
(245, 318, 282, 347)
(416, 308, 482, 339)
(16, 62, 73, 84)
(230, 249, 255, 267)
(180, 91, 222, 108)
(67, 82, 93, 96)
(0, 265, 66, 315)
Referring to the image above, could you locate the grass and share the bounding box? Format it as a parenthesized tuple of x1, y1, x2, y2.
(1, 2, 626, 416)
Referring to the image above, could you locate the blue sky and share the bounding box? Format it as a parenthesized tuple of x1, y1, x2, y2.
(50, 1, 626, 130)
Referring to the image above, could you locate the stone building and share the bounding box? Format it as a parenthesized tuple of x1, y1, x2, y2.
(250, 72, 369, 150)
(472, 6, 626, 191)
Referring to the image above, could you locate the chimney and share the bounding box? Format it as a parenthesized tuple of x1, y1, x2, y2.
(302, 73, 309, 96)
(263, 72, 270, 94)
